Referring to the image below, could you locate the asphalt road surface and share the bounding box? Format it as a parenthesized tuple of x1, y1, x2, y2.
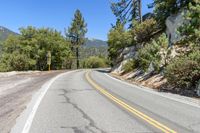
(0, 71, 64, 133)
(11, 69, 200, 133)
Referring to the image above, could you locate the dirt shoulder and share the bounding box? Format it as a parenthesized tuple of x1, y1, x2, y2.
(110, 72, 167, 90)
(110, 72, 200, 105)
(0, 70, 66, 133)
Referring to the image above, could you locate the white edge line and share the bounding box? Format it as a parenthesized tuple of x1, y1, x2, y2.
(22, 70, 77, 133)
(104, 73, 200, 109)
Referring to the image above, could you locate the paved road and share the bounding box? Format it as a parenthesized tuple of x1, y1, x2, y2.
(0, 71, 64, 133)
(13, 69, 200, 133)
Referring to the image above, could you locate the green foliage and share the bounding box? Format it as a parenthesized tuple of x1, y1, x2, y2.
(108, 0, 200, 94)
(111, 0, 142, 26)
(122, 59, 139, 73)
(153, 0, 190, 27)
(133, 18, 158, 43)
(138, 34, 168, 72)
(178, 1, 200, 45)
(81, 56, 108, 68)
(0, 27, 73, 71)
(0, 26, 18, 42)
(67, 9, 87, 46)
(66, 9, 87, 68)
(7, 52, 35, 71)
(165, 50, 200, 90)
(108, 22, 133, 61)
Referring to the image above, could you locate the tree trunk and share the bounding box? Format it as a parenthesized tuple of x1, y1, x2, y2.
(139, 0, 142, 23)
(76, 47, 79, 69)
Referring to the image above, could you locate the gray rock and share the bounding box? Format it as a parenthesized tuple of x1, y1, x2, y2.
(147, 62, 155, 73)
(122, 47, 130, 55)
(166, 10, 186, 45)
(124, 52, 135, 60)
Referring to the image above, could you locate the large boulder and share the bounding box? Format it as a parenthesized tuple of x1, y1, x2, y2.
(166, 10, 186, 45)
(112, 46, 138, 74)
(123, 46, 136, 60)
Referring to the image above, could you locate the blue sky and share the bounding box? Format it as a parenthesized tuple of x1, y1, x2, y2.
(0, 0, 153, 41)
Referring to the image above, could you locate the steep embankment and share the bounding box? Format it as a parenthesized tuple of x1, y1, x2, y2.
(111, 10, 200, 97)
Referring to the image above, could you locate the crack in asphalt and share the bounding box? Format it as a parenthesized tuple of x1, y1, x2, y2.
(58, 88, 94, 94)
(60, 126, 85, 133)
(60, 89, 106, 133)
(72, 127, 85, 133)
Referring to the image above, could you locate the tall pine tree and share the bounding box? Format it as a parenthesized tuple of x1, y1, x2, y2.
(110, 0, 142, 26)
(66, 9, 87, 69)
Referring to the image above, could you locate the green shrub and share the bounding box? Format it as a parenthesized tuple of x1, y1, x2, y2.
(0, 51, 36, 72)
(133, 18, 158, 43)
(178, 1, 200, 45)
(122, 59, 139, 73)
(165, 50, 200, 90)
(137, 34, 169, 72)
(108, 22, 133, 62)
(82, 56, 107, 68)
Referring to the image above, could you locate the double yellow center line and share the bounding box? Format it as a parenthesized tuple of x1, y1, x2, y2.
(85, 71, 177, 133)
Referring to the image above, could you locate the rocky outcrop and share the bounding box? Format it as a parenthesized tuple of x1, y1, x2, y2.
(165, 10, 186, 45)
(113, 11, 188, 74)
(112, 45, 138, 74)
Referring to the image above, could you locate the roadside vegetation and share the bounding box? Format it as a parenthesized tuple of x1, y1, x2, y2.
(0, 10, 108, 72)
(0, 27, 73, 71)
(108, 0, 200, 95)
(81, 56, 109, 68)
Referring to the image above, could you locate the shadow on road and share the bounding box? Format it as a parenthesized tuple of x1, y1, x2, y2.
(95, 68, 111, 73)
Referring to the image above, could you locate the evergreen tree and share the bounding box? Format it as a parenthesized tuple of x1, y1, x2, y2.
(178, 0, 200, 45)
(66, 9, 87, 69)
(110, 0, 142, 26)
(151, 0, 191, 27)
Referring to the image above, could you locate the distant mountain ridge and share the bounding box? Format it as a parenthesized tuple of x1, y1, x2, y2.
(0, 26, 108, 49)
(84, 38, 108, 47)
(0, 26, 18, 42)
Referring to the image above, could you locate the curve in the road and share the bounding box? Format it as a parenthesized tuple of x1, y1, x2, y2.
(85, 71, 177, 133)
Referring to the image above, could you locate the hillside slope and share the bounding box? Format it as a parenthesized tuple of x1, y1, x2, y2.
(84, 38, 107, 47)
(79, 38, 108, 59)
(0, 26, 18, 42)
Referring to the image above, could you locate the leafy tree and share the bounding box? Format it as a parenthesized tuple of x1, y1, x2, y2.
(111, 0, 142, 26)
(108, 22, 132, 64)
(66, 9, 87, 69)
(0, 27, 73, 71)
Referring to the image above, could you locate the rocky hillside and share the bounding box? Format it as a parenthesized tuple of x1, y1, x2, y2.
(108, 1, 200, 97)
(80, 38, 108, 60)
